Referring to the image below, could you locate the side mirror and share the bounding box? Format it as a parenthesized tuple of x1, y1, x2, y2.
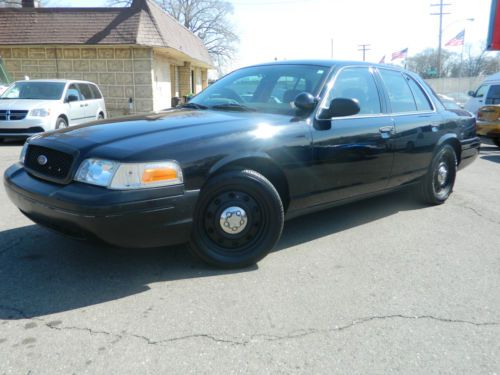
(467, 90, 475, 97)
(66, 94, 79, 103)
(294, 92, 317, 112)
(318, 97, 360, 119)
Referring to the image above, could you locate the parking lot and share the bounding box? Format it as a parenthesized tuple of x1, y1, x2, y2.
(0, 140, 499, 374)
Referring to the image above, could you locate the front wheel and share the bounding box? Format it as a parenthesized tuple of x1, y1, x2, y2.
(190, 170, 284, 268)
(493, 138, 500, 148)
(419, 144, 457, 205)
(55, 117, 68, 129)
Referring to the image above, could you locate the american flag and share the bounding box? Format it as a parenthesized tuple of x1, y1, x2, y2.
(391, 48, 408, 61)
(445, 30, 465, 47)
(379, 55, 386, 64)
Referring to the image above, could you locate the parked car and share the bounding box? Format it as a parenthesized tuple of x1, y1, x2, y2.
(464, 72, 500, 115)
(477, 105, 500, 147)
(0, 79, 106, 141)
(4, 61, 480, 268)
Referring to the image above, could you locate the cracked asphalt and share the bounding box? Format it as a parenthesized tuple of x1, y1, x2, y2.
(0, 139, 499, 374)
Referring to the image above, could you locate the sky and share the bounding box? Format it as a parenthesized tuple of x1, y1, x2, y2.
(45, 0, 496, 71)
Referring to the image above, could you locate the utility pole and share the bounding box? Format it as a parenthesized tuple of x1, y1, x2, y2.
(431, 0, 451, 78)
(358, 44, 371, 62)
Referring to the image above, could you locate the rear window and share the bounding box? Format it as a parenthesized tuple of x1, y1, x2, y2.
(486, 85, 500, 105)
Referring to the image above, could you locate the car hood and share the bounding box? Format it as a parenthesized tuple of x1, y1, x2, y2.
(0, 99, 59, 110)
(32, 109, 292, 160)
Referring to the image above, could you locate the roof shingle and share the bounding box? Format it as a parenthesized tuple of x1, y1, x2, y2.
(0, 0, 212, 66)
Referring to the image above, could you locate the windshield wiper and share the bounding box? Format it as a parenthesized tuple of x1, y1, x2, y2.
(210, 103, 257, 112)
(179, 102, 208, 110)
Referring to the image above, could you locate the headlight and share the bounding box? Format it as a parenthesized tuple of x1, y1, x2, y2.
(110, 161, 183, 189)
(75, 159, 119, 187)
(30, 108, 51, 117)
(74, 159, 183, 189)
(19, 142, 29, 164)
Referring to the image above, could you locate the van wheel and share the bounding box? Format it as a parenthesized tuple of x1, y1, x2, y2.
(419, 144, 457, 205)
(493, 138, 500, 148)
(190, 170, 284, 269)
(56, 117, 68, 129)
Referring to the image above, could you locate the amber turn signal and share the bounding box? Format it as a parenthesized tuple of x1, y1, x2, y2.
(142, 168, 178, 183)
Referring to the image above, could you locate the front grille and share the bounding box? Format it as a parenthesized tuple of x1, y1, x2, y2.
(0, 110, 29, 121)
(25, 145, 74, 181)
(0, 127, 44, 134)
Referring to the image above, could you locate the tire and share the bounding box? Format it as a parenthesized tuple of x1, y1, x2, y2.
(419, 144, 457, 205)
(55, 117, 68, 129)
(190, 169, 284, 268)
(493, 138, 500, 148)
(98, 113, 104, 120)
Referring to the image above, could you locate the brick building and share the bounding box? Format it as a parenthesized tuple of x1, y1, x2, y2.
(0, 0, 212, 117)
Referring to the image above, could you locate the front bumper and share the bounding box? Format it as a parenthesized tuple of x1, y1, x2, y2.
(459, 136, 481, 170)
(0, 117, 51, 138)
(4, 164, 199, 248)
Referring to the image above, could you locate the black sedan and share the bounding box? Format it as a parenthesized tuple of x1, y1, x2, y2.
(4, 61, 480, 268)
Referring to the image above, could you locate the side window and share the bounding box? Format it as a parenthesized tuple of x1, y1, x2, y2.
(475, 85, 488, 98)
(66, 84, 81, 101)
(78, 83, 94, 100)
(326, 67, 382, 115)
(486, 84, 500, 105)
(379, 69, 417, 113)
(90, 84, 102, 99)
(406, 76, 433, 111)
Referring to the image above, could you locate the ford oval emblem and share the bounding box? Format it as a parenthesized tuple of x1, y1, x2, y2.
(37, 155, 48, 166)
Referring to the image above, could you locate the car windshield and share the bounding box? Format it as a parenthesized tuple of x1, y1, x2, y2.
(0, 81, 65, 100)
(190, 64, 330, 116)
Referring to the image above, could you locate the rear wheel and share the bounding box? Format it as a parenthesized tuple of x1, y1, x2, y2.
(419, 144, 457, 205)
(493, 138, 500, 148)
(190, 170, 284, 268)
(55, 117, 68, 129)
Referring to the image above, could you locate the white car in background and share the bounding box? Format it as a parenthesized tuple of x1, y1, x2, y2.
(464, 72, 500, 116)
(0, 79, 106, 141)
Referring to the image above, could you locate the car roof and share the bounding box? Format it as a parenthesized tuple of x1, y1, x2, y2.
(13, 79, 97, 84)
(245, 59, 406, 72)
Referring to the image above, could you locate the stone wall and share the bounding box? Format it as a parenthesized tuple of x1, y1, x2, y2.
(0, 45, 154, 118)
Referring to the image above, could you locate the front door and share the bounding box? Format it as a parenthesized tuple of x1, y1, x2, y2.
(309, 66, 394, 205)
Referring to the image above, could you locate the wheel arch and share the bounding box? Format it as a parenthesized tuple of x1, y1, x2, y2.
(436, 134, 461, 165)
(57, 114, 69, 126)
(208, 153, 290, 212)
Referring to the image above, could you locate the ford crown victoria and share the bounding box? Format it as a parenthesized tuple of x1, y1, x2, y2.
(4, 61, 480, 268)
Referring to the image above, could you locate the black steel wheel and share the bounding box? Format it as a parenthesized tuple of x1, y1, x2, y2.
(419, 144, 457, 205)
(190, 170, 284, 268)
(56, 117, 68, 129)
(493, 138, 500, 148)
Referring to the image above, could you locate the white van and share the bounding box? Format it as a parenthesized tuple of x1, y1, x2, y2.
(464, 72, 500, 116)
(0, 79, 106, 140)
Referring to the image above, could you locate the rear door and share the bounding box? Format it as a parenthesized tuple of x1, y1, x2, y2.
(377, 68, 443, 186)
(65, 84, 86, 125)
(309, 66, 395, 204)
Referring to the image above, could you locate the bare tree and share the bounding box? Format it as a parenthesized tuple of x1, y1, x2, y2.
(108, 0, 238, 71)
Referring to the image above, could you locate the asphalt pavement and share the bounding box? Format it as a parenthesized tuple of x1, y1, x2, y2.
(0, 139, 499, 374)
